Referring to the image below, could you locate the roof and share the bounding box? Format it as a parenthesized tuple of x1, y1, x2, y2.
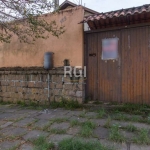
(59, 0, 99, 14)
(82, 4, 150, 30)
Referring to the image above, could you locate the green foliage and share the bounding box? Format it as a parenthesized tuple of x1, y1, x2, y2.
(80, 121, 96, 137)
(49, 129, 66, 134)
(125, 124, 138, 132)
(70, 120, 80, 127)
(133, 129, 150, 145)
(0, 1, 64, 43)
(104, 116, 112, 128)
(58, 138, 114, 150)
(50, 98, 82, 110)
(33, 136, 54, 150)
(97, 109, 106, 118)
(109, 125, 125, 143)
(114, 103, 150, 115)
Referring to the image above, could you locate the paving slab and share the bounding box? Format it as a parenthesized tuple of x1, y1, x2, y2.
(35, 113, 56, 120)
(19, 143, 34, 150)
(121, 131, 136, 141)
(67, 126, 81, 135)
(93, 127, 109, 139)
(70, 116, 87, 123)
(0, 140, 21, 150)
(33, 119, 50, 129)
(130, 144, 150, 150)
(1, 126, 28, 138)
(90, 119, 107, 126)
(50, 122, 70, 130)
(100, 139, 127, 150)
(0, 122, 13, 129)
(85, 112, 98, 119)
(67, 110, 85, 117)
(13, 118, 36, 127)
(23, 130, 49, 141)
(48, 134, 73, 144)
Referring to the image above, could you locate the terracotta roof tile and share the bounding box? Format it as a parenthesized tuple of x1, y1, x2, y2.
(82, 4, 150, 23)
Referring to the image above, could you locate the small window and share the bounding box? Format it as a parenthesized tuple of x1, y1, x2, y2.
(64, 59, 70, 66)
(102, 38, 119, 60)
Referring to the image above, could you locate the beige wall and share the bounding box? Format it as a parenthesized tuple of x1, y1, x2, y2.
(0, 6, 84, 68)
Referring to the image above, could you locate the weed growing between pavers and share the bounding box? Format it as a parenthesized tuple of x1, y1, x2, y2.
(58, 138, 114, 150)
(97, 109, 106, 118)
(33, 136, 54, 150)
(70, 120, 81, 127)
(50, 98, 83, 110)
(80, 121, 96, 137)
(133, 129, 150, 145)
(125, 124, 138, 132)
(49, 129, 67, 134)
(104, 116, 112, 128)
(111, 103, 150, 115)
(109, 125, 125, 143)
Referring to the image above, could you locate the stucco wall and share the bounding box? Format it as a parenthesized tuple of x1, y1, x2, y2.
(0, 6, 84, 68)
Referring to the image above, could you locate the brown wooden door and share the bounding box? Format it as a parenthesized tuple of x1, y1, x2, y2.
(85, 26, 150, 104)
(85, 30, 121, 102)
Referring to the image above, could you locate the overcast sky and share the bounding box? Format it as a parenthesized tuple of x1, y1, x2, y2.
(59, 0, 150, 12)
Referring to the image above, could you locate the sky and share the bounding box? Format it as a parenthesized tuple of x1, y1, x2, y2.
(59, 0, 150, 12)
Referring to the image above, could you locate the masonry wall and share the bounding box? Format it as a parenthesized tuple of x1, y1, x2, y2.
(0, 68, 85, 104)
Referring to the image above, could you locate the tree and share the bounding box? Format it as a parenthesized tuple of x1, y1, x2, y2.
(0, 0, 64, 43)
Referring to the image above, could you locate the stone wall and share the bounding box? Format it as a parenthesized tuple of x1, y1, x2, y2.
(0, 68, 85, 104)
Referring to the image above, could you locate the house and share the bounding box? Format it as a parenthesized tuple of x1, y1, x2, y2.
(83, 4, 150, 104)
(0, 1, 150, 105)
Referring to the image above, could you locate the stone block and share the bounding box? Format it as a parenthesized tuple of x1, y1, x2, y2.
(64, 84, 73, 90)
(52, 75, 62, 83)
(69, 91, 76, 96)
(1, 81, 9, 86)
(63, 75, 71, 83)
(15, 81, 21, 87)
(35, 82, 42, 88)
(1, 86, 6, 92)
(32, 74, 41, 82)
(10, 81, 15, 86)
(17, 87, 23, 93)
(56, 84, 63, 89)
(41, 75, 47, 82)
(76, 91, 83, 98)
(24, 75, 32, 81)
(42, 82, 47, 88)
(50, 83, 56, 89)
(28, 82, 35, 88)
(55, 96, 62, 102)
(16, 75, 23, 81)
(53, 89, 62, 96)
(21, 81, 28, 87)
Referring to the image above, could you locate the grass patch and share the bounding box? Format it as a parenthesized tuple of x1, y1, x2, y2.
(133, 129, 150, 145)
(33, 136, 54, 150)
(97, 109, 106, 118)
(80, 121, 96, 137)
(114, 103, 150, 115)
(125, 124, 138, 132)
(70, 120, 80, 127)
(104, 116, 112, 128)
(109, 125, 125, 143)
(49, 129, 67, 134)
(50, 98, 82, 110)
(58, 138, 114, 150)
(79, 111, 86, 118)
(112, 113, 130, 121)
